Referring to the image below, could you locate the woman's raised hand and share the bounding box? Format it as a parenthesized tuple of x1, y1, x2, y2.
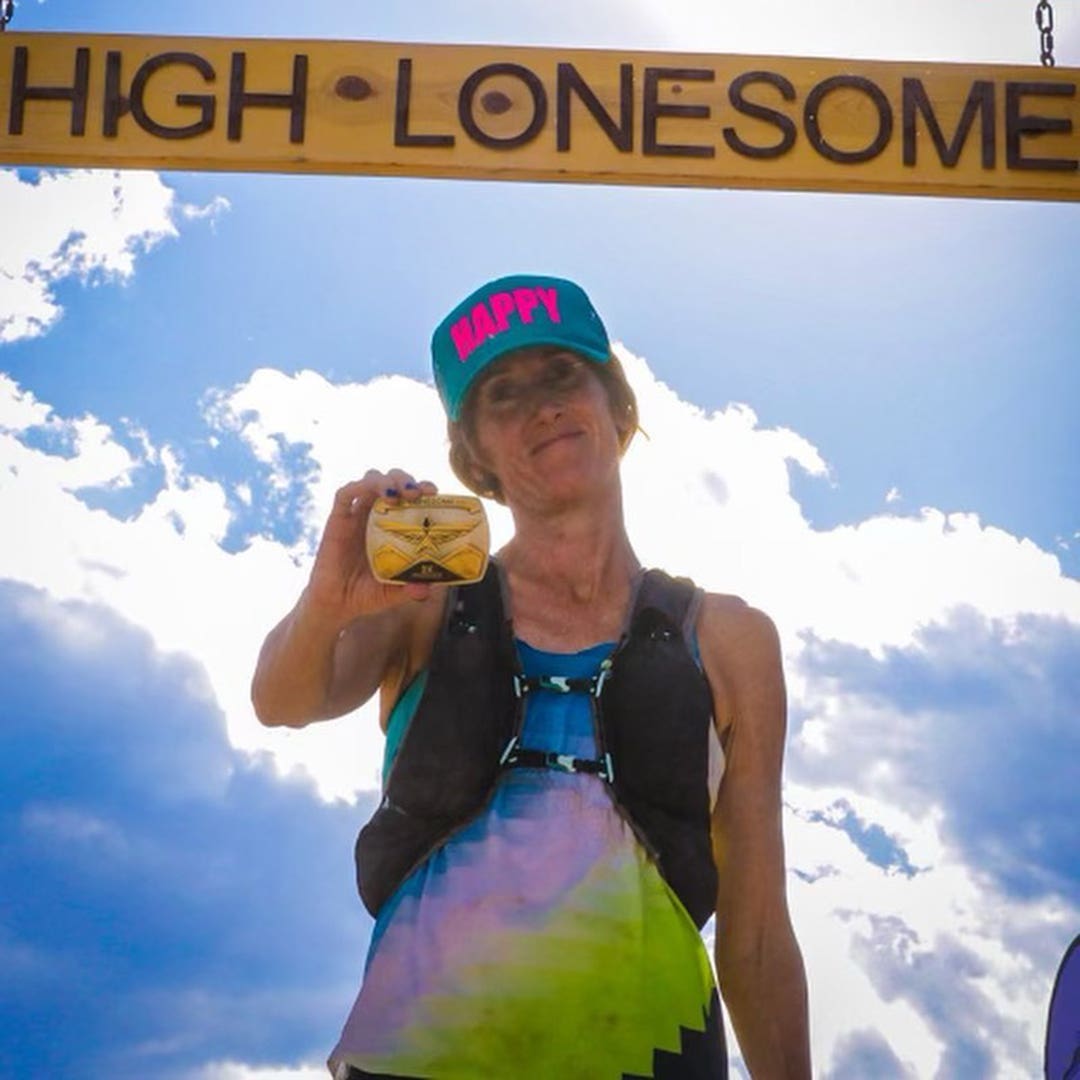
(305, 468, 439, 623)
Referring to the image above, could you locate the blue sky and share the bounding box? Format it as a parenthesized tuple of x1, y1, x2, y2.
(0, 580, 375, 1077)
(2, 1, 1079, 1077)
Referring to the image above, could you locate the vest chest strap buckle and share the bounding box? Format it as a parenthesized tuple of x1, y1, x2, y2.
(500, 739, 615, 783)
(513, 661, 613, 700)
(499, 735, 520, 765)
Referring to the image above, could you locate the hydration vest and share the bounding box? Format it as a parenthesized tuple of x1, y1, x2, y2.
(355, 562, 719, 928)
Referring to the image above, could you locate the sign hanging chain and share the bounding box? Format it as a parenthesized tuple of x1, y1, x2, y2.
(1036, 0, 1056, 66)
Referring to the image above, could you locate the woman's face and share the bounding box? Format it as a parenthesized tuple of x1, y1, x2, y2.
(466, 348, 623, 510)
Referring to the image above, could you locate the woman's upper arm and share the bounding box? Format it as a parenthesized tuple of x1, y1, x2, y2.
(698, 595, 790, 941)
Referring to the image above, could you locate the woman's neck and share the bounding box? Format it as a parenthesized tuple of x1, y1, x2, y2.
(496, 484, 641, 649)
(499, 486, 639, 604)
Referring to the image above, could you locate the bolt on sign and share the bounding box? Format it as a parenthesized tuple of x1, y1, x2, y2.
(1, 32, 1079, 201)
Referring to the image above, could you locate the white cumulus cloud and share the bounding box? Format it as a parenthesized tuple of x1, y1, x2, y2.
(188, 1062, 326, 1080)
(0, 168, 228, 344)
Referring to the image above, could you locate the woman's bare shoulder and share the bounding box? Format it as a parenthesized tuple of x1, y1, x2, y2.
(695, 592, 783, 733)
(697, 591, 779, 657)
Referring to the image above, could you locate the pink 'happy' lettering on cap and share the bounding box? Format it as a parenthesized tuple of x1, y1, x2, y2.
(448, 285, 562, 362)
(489, 292, 515, 332)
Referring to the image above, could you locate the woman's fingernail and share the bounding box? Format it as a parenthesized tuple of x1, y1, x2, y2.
(385, 487, 399, 497)
(404, 482, 418, 490)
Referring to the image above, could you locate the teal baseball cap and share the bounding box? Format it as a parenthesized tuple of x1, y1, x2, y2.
(431, 274, 611, 421)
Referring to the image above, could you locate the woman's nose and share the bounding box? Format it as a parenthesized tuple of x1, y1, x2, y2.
(530, 391, 565, 420)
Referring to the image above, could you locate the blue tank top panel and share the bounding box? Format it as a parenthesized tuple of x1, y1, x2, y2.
(382, 639, 613, 778)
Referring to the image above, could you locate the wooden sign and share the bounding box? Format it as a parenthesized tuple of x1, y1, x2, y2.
(2, 31, 1079, 201)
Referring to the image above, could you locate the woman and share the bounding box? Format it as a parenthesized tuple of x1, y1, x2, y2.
(252, 275, 811, 1079)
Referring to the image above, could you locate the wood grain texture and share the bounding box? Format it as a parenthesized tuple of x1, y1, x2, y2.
(2, 32, 1078, 201)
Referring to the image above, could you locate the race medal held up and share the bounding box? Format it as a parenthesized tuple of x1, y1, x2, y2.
(366, 494, 489, 585)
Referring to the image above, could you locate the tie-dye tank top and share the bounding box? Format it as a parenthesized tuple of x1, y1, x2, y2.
(329, 640, 727, 1080)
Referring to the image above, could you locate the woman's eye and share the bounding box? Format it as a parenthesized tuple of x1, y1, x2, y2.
(487, 381, 521, 405)
(481, 358, 585, 412)
(549, 359, 585, 389)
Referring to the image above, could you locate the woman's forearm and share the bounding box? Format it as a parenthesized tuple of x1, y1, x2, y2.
(717, 922, 811, 1079)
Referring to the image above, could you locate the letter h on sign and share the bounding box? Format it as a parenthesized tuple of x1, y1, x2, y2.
(228, 52, 309, 143)
(9, 46, 90, 136)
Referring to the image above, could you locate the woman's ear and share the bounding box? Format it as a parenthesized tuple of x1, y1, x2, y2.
(615, 415, 637, 453)
(468, 460, 499, 498)
(471, 458, 503, 502)
(458, 427, 503, 502)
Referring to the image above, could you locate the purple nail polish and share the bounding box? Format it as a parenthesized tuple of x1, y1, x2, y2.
(385, 487, 399, 497)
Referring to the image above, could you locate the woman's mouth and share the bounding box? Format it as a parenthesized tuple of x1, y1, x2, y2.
(531, 430, 583, 455)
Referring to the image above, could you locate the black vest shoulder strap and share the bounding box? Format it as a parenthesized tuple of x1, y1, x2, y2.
(628, 569, 705, 648)
(433, 561, 511, 665)
(354, 561, 519, 915)
(602, 568, 717, 928)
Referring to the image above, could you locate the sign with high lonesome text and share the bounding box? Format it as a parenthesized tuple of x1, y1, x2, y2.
(2, 31, 1079, 201)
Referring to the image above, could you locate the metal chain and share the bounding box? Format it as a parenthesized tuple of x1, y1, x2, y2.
(1036, 0, 1056, 67)
(0, 0, 14, 32)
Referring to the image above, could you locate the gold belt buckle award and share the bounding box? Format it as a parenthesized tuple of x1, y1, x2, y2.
(366, 494, 490, 585)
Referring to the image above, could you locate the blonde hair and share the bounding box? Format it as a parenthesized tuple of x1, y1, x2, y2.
(447, 349, 639, 503)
